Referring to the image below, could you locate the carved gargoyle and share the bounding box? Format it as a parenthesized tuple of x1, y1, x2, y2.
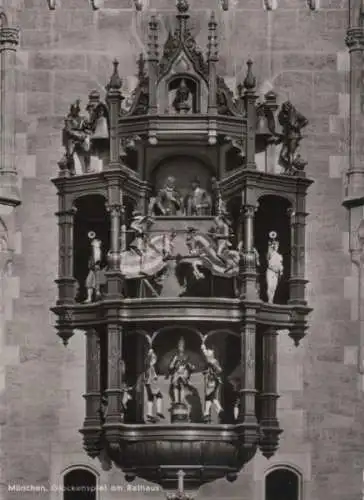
(277, 101, 308, 175)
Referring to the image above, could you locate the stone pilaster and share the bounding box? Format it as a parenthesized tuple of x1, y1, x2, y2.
(0, 15, 20, 206)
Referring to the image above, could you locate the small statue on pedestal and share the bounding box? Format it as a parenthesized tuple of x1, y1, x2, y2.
(185, 178, 212, 216)
(266, 231, 283, 304)
(201, 342, 223, 423)
(144, 348, 165, 423)
(62, 100, 92, 175)
(152, 177, 183, 216)
(167, 337, 195, 421)
(84, 231, 103, 303)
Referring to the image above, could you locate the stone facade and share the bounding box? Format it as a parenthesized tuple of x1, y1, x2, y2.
(0, 0, 360, 499)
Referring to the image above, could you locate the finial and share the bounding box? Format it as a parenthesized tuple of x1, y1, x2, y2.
(107, 59, 122, 91)
(243, 59, 256, 90)
(137, 53, 146, 81)
(177, 0, 189, 14)
(208, 11, 217, 29)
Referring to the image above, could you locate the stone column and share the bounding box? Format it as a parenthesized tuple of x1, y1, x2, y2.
(243, 60, 257, 171)
(56, 207, 76, 305)
(106, 60, 123, 170)
(239, 205, 258, 300)
(84, 329, 101, 425)
(104, 324, 123, 426)
(259, 327, 281, 458)
(0, 15, 20, 205)
(147, 16, 159, 115)
(207, 12, 218, 115)
(237, 312, 258, 445)
(288, 202, 307, 306)
(105, 175, 124, 298)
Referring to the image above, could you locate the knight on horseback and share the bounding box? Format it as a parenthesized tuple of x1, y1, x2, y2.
(129, 210, 154, 255)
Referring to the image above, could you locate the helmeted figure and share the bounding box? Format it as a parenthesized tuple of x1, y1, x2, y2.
(144, 348, 165, 423)
(152, 177, 183, 216)
(266, 231, 283, 304)
(213, 212, 232, 259)
(167, 337, 195, 405)
(185, 178, 212, 216)
(201, 342, 223, 422)
(84, 231, 103, 303)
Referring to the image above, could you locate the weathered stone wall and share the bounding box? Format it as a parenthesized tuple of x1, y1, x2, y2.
(0, 1, 359, 500)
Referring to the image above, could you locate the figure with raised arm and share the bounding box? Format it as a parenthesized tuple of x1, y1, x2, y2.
(201, 342, 223, 422)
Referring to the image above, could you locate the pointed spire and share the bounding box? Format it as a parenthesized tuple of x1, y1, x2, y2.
(207, 11, 219, 62)
(137, 53, 146, 82)
(148, 15, 159, 62)
(243, 59, 256, 90)
(106, 59, 122, 91)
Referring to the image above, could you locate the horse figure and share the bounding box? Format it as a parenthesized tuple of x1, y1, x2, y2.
(120, 232, 175, 280)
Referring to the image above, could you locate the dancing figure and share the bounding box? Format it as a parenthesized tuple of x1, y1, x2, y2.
(201, 342, 223, 422)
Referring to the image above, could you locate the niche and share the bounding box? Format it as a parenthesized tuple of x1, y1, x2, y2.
(254, 195, 291, 304)
(73, 195, 110, 302)
(168, 76, 199, 114)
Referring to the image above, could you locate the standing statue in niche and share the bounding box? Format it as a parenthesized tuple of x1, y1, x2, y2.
(172, 79, 191, 114)
(266, 231, 283, 304)
(185, 178, 212, 216)
(62, 100, 91, 175)
(152, 177, 183, 216)
(167, 337, 195, 406)
(84, 231, 103, 303)
(201, 342, 223, 422)
(144, 348, 165, 423)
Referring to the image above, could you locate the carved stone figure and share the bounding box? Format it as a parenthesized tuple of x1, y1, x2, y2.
(144, 348, 165, 423)
(278, 101, 308, 175)
(212, 212, 232, 259)
(185, 178, 212, 216)
(152, 177, 183, 216)
(129, 210, 154, 254)
(167, 337, 195, 405)
(84, 231, 103, 303)
(266, 231, 283, 304)
(172, 79, 191, 114)
(201, 342, 223, 422)
(62, 100, 91, 175)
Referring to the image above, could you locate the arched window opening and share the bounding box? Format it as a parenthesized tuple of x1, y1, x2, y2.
(265, 467, 300, 500)
(73, 195, 110, 303)
(63, 468, 97, 500)
(254, 195, 291, 304)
